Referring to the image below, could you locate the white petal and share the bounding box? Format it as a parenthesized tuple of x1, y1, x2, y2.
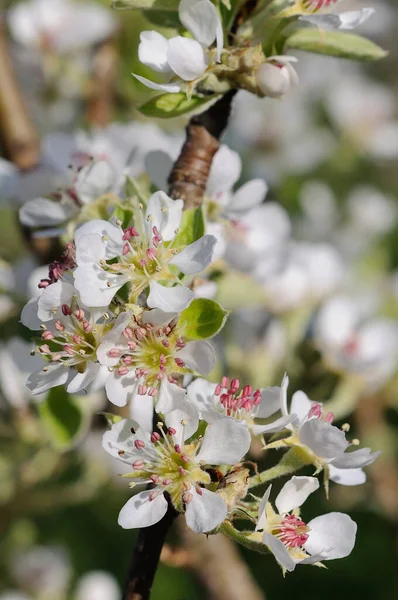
(74, 265, 128, 308)
(104, 371, 138, 407)
(290, 390, 313, 425)
(251, 414, 295, 436)
(133, 74, 181, 93)
(275, 476, 319, 515)
(170, 235, 217, 274)
(67, 362, 100, 393)
(138, 31, 171, 72)
(207, 145, 241, 197)
(177, 341, 216, 375)
(300, 9, 375, 31)
(26, 364, 69, 395)
(304, 513, 357, 560)
(75, 161, 117, 205)
(156, 378, 187, 413)
(262, 532, 296, 572)
(256, 63, 292, 98)
(129, 393, 154, 431)
(102, 418, 153, 463)
(75, 220, 123, 261)
(328, 465, 366, 486)
(19, 198, 75, 227)
(196, 418, 250, 465)
(299, 419, 349, 459)
(228, 179, 268, 214)
(186, 377, 216, 415)
(167, 37, 208, 81)
(147, 281, 194, 313)
(256, 385, 283, 419)
(142, 308, 177, 328)
(255, 485, 272, 531)
(330, 447, 381, 469)
(118, 491, 168, 529)
(185, 487, 227, 533)
(96, 312, 131, 367)
(280, 373, 289, 417)
(145, 191, 183, 242)
(75, 233, 107, 265)
(164, 401, 199, 446)
(20, 298, 41, 330)
(179, 0, 221, 47)
(37, 280, 74, 322)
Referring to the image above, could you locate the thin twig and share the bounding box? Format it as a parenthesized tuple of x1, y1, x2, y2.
(0, 20, 40, 170)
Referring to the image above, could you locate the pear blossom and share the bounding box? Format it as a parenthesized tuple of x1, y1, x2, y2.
(73, 192, 217, 312)
(134, 0, 223, 93)
(186, 376, 294, 435)
(8, 0, 117, 54)
(256, 56, 299, 99)
(96, 308, 216, 427)
(102, 413, 250, 532)
(266, 376, 381, 485)
(75, 572, 120, 600)
(0, 338, 45, 409)
(253, 476, 357, 572)
(314, 295, 398, 390)
(298, 0, 375, 31)
(21, 280, 111, 396)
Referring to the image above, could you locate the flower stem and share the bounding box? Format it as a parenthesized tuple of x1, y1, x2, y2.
(248, 447, 311, 489)
(122, 502, 178, 600)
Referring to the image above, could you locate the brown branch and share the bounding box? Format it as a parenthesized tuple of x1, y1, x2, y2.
(122, 502, 178, 600)
(177, 520, 265, 600)
(0, 21, 40, 170)
(168, 90, 236, 208)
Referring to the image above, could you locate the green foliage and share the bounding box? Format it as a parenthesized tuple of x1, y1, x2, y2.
(179, 298, 229, 340)
(38, 388, 88, 450)
(285, 29, 387, 61)
(173, 207, 205, 248)
(112, 205, 134, 229)
(142, 9, 181, 27)
(139, 92, 220, 119)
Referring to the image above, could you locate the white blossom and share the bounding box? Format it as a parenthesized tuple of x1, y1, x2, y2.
(102, 413, 250, 533)
(256, 56, 299, 99)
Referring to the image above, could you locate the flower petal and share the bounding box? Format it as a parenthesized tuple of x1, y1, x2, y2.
(74, 265, 128, 308)
(132, 74, 181, 93)
(275, 476, 319, 515)
(300, 9, 375, 31)
(102, 418, 153, 464)
(299, 419, 349, 459)
(19, 198, 75, 227)
(256, 385, 284, 419)
(67, 362, 100, 393)
(330, 447, 381, 469)
(74, 160, 117, 205)
(177, 340, 216, 375)
(179, 0, 221, 47)
(251, 414, 295, 436)
(170, 235, 217, 274)
(167, 36, 208, 81)
(255, 485, 272, 531)
(37, 280, 74, 322)
(262, 532, 296, 572)
(304, 513, 357, 561)
(104, 371, 137, 407)
(328, 465, 366, 486)
(118, 491, 168, 529)
(129, 393, 154, 432)
(20, 298, 41, 330)
(164, 401, 199, 446)
(207, 145, 242, 197)
(147, 281, 194, 313)
(26, 364, 69, 395)
(228, 179, 268, 214)
(156, 378, 187, 414)
(75, 220, 123, 261)
(186, 377, 216, 415)
(290, 390, 313, 425)
(185, 487, 227, 533)
(138, 31, 171, 72)
(196, 418, 250, 465)
(145, 191, 183, 242)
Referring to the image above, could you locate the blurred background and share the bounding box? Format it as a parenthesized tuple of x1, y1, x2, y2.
(1, 1, 398, 598)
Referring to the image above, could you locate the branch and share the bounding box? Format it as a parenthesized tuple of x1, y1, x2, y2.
(168, 90, 237, 208)
(85, 38, 118, 126)
(122, 502, 178, 600)
(0, 21, 40, 170)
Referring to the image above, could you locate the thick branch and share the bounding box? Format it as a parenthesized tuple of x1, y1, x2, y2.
(168, 90, 236, 208)
(0, 22, 39, 170)
(122, 503, 178, 600)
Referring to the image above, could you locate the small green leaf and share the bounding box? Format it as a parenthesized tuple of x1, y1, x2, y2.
(173, 207, 205, 248)
(38, 388, 87, 450)
(99, 412, 123, 426)
(112, 205, 133, 229)
(112, 0, 179, 10)
(285, 29, 387, 61)
(179, 298, 229, 340)
(143, 9, 181, 27)
(139, 93, 220, 119)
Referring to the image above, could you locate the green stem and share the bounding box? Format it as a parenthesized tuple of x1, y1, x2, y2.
(249, 447, 311, 489)
(220, 521, 270, 555)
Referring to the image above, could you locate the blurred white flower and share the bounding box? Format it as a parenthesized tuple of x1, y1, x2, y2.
(10, 545, 71, 596)
(75, 571, 120, 600)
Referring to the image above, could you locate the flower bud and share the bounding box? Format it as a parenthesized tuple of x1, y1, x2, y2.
(256, 62, 292, 98)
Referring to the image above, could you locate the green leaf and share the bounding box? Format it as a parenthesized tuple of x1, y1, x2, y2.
(99, 412, 123, 426)
(38, 388, 88, 450)
(179, 298, 229, 340)
(139, 93, 220, 119)
(143, 9, 181, 27)
(112, 0, 179, 10)
(173, 207, 205, 248)
(285, 29, 387, 61)
(112, 205, 133, 229)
